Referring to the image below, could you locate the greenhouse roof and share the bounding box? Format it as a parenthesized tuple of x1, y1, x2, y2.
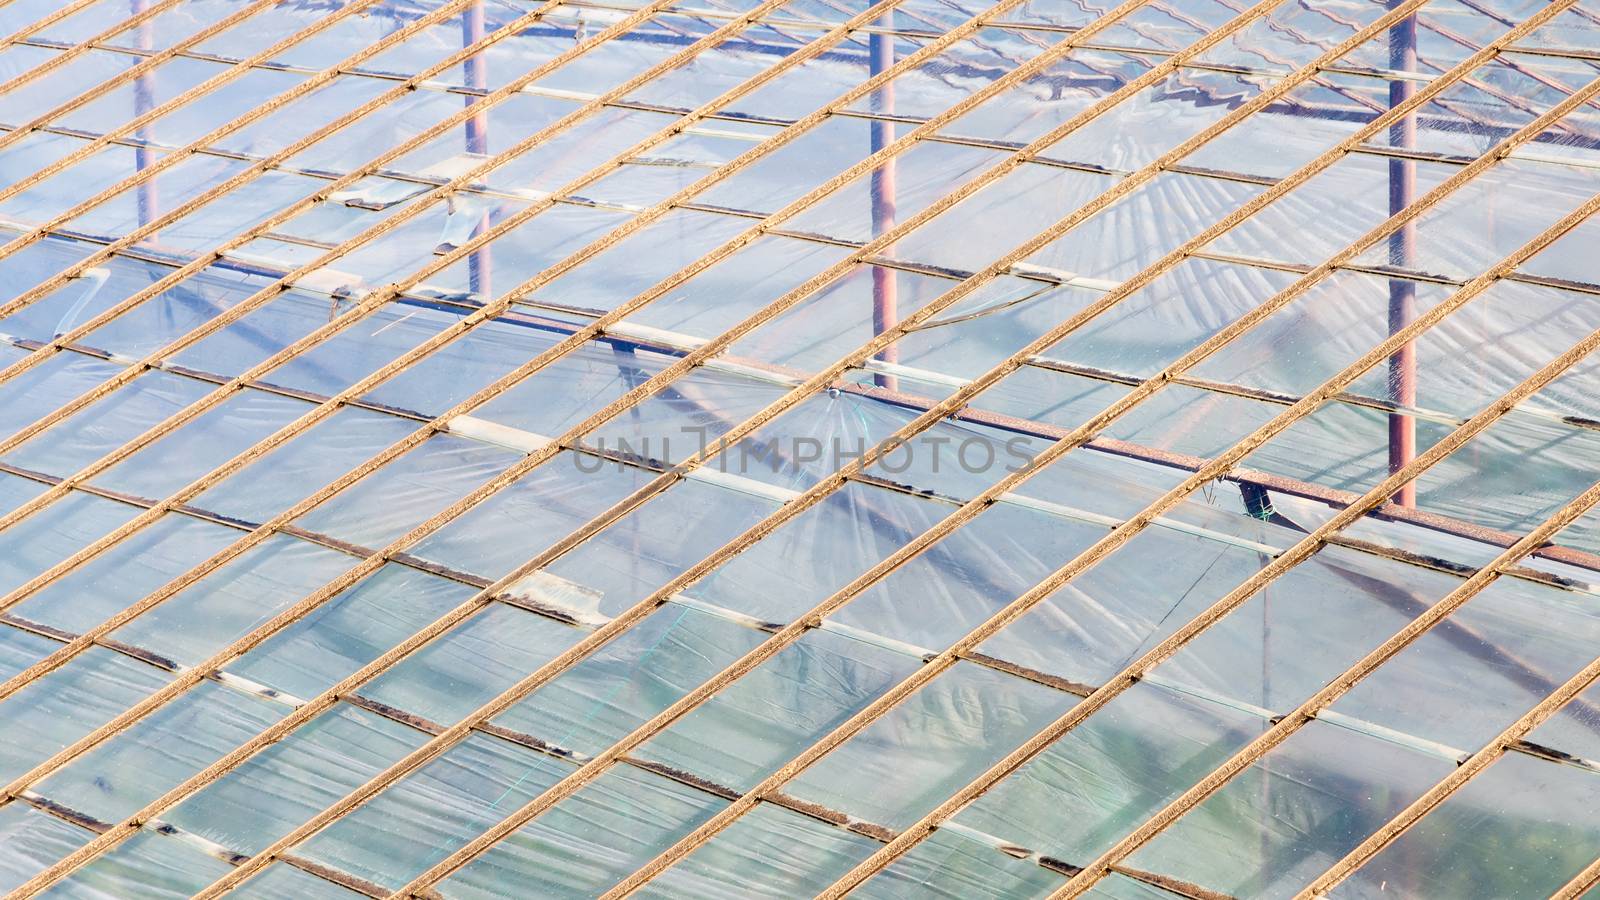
(0, 0, 1599, 896)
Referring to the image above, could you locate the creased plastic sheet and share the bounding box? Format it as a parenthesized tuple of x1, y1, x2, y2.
(54, 58, 301, 144)
(94, 388, 316, 500)
(190, 405, 419, 525)
(439, 763, 725, 899)
(290, 432, 520, 549)
(46, 829, 234, 899)
(786, 660, 1078, 829)
(0, 647, 170, 786)
(0, 51, 139, 126)
(163, 703, 429, 856)
(945, 47, 1155, 145)
(1403, 404, 1600, 551)
(1352, 159, 1600, 279)
(625, 21, 813, 111)
(613, 234, 849, 339)
(1195, 0, 1394, 72)
(359, 602, 581, 725)
(9, 257, 274, 358)
(108, 531, 356, 669)
(227, 562, 478, 701)
(0, 491, 141, 600)
(10, 511, 236, 635)
(1336, 752, 1600, 899)
(831, 500, 1104, 651)
(852, 824, 1068, 899)
(837, 28, 1073, 123)
(2, 368, 215, 478)
(951, 680, 1266, 864)
(715, 32, 931, 122)
(688, 480, 951, 626)
(1126, 720, 1454, 898)
(1328, 576, 1600, 753)
(295, 732, 576, 891)
(493, 603, 767, 758)
(1038, 257, 1301, 380)
(34, 680, 286, 825)
(0, 801, 91, 894)
(981, 538, 1465, 709)
(1043, 68, 1270, 172)
(0, 623, 58, 682)
(632, 627, 920, 792)
(635, 802, 880, 900)
(408, 453, 652, 581)
(537, 477, 781, 619)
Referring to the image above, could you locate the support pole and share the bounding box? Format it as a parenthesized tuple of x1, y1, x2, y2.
(464, 0, 492, 298)
(132, 0, 158, 235)
(870, 25, 898, 391)
(1387, 1, 1418, 506)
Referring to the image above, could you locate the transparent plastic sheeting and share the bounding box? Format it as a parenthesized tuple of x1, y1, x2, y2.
(0, 0, 1595, 898)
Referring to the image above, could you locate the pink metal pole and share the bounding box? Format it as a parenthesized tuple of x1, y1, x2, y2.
(1387, 1, 1418, 507)
(132, 0, 158, 235)
(869, 24, 898, 392)
(464, 0, 492, 298)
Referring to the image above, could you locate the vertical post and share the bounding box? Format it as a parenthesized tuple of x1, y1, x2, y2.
(869, 24, 898, 392)
(132, 0, 159, 237)
(1386, 1, 1418, 507)
(463, 0, 492, 298)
